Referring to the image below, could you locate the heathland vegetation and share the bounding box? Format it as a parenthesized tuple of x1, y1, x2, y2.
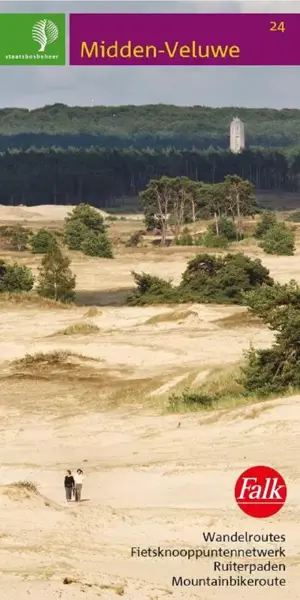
(127, 252, 300, 402)
(1, 103, 299, 411)
(0, 204, 113, 301)
(0, 193, 299, 405)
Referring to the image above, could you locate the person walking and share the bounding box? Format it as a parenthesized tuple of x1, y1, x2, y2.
(64, 470, 75, 502)
(74, 469, 84, 502)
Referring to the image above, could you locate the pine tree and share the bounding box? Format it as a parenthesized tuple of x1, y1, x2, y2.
(31, 228, 57, 253)
(37, 246, 76, 303)
(0, 260, 34, 292)
(80, 231, 113, 258)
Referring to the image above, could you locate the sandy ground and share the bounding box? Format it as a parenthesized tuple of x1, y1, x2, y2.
(0, 207, 299, 599)
(0, 204, 110, 221)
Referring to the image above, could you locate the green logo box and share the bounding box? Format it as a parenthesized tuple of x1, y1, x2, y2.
(0, 13, 66, 65)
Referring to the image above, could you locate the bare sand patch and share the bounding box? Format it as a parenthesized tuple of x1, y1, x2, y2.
(0, 397, 299, 599)
(0, 204, 109, 222)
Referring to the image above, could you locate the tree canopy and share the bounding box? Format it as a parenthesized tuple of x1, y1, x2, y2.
(0, 146, 299, 208)
(141, 175, 257, 244)
(1, 104, 300, 149)
(1, 103, 300, 209)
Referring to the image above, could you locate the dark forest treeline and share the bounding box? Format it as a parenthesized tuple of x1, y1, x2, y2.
(2, 147, 300, 207)
(2, 104, 300, 150)
(0, 132, 235, 151)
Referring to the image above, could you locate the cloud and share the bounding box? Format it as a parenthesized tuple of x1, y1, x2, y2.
(0, 1, 299, 108)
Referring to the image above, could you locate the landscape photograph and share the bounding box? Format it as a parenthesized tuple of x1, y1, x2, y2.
(0, 1, 300, 600)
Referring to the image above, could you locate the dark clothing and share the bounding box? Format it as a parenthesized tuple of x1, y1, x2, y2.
(64, 475, 75, 502)
(64, 475, 75, 488)
(65, 486, 72, 501)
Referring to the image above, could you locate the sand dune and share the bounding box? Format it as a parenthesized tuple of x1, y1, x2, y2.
(0, 204, 109, 221)
(0, 397, 299, 599)
(0, 225, 299, 598)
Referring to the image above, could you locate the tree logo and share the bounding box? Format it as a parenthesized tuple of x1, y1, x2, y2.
(0, 13, 66, 65)
(32, 19, 59, 52)
(235, 465, 287, 518)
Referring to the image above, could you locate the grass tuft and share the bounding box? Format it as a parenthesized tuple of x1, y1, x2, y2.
(84, 307, 102, 317)
(167, 389, 214, 413)
(146, 308, 196, 325)
(10, 351, 102, 381)
(55, 322, 100, 336)
(11, 480, 38, 493)
(99, 583, 125, 596)
(164, 361, 299, 416)
(165, 363, 246, 414)
(214, 311, 263, 328)
(5, 350, 118, 389)
(0, 291, 72, 309)
(13, 350, 73, 368)
(3, 480, 39, 500)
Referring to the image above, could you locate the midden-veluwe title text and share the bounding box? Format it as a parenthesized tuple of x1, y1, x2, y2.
(80, 41, 240, 61)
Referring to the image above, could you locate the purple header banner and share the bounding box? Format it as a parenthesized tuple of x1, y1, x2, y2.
(69, 13, 299, 66)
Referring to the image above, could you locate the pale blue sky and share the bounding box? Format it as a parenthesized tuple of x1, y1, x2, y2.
(0, 1, 299, 108)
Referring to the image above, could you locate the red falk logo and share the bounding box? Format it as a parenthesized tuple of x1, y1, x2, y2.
(235, 465, 287, 518)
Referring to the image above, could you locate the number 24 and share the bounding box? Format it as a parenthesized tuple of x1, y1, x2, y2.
(270, 21, 285, 32)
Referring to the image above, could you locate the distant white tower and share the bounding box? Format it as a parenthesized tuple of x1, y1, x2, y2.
(230, 117, 245, 153)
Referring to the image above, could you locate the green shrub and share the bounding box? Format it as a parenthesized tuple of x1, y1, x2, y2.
(241, 280, 300, 394)
(80, 231, 113, 258)
(175, 228, 194, 246)
(0, 260, 34, 292)
(125, 231, 144, 247)
(31, 228, 57, 254)
(208, 217, 238, 241)
(0, 225, 12, 237)
(64, 219, 90, 250)
(259, 222, 295, 255)
(287, 210, 300, 222)
(0, 224, 31, 251)
(126, 271, 179, 305)
(64, 203, 113, 257)
(167, 388, 214, 412)
(198, 232, 229, 248)
(254, 211, 277, 238)
(241, 345, 297, 396)
(37, 246, 76, 303)
(127, 253, 274, 306)
(179, 253, 273, 304)
(65, 203, 106, 233)
(9, 224, 31, 251)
